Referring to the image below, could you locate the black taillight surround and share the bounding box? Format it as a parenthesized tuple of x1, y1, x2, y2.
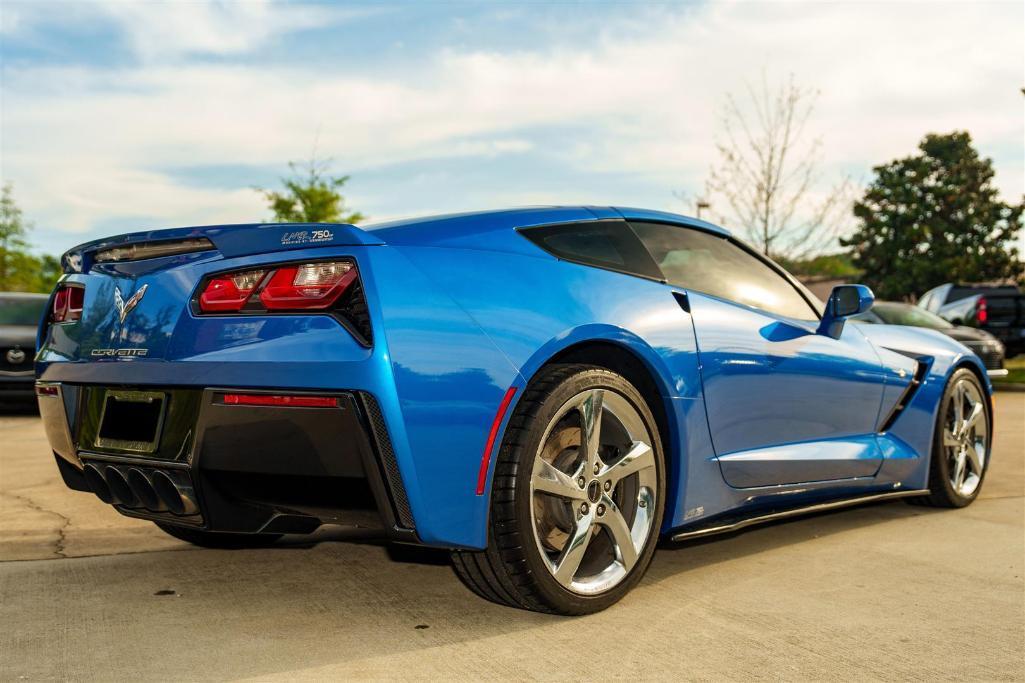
(190, 257, 372, 347)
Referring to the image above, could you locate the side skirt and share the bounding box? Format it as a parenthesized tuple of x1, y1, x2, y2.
(669, 489, 929, 542)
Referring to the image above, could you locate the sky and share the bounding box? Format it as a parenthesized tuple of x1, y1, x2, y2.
(1, 0, 1023, 257)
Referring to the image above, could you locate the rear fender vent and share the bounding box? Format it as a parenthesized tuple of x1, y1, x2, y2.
(360, 394, 414, 529)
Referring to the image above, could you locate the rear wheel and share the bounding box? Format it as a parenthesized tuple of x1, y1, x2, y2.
(452, 364, 665, 614)
(155, 522, 282, 549)
(911, 368, 991, 508)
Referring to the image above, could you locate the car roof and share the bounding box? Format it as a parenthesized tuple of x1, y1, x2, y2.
(363, 206, 730, 253)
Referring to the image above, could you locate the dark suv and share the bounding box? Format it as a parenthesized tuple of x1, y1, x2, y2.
(854, 301, 1006, 376)
(918, 283, 1024, 358)
(0, 292, 47, 403)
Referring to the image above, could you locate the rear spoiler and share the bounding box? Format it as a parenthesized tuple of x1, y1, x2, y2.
(61, 222, 384, 273)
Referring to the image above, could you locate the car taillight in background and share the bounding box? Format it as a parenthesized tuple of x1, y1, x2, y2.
(196, 260, 372, 345)
(976, 297, 988, 324)
(52, 284, 84, 323)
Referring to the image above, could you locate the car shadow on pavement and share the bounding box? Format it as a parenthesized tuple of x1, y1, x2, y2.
(646, 498, 938, 584)
(0, 497, 998, 680)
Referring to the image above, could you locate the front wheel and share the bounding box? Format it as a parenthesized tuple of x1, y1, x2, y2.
(911, 368, 992, 508)
(452, 364, 665, 614)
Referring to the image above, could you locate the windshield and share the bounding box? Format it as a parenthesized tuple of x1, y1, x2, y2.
(0, 297, 47, 326)
(873, 302, 953, 329)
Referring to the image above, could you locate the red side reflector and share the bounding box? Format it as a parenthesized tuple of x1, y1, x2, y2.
(36, 384, 59, 397)
(221, 393, 339, 408)
(476, 387, 518, 495)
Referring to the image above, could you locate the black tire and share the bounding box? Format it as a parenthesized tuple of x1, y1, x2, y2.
(452, 364, 666, 614)
(909, 368, 992, 508)
(155, 521, 282, 549)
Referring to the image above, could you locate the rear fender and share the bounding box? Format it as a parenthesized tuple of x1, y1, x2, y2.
(391, 245, 725, 536)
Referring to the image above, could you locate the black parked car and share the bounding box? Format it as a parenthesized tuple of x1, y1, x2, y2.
(854, 301, 1006, 376)
(917, 283, 1024, 358)
(0, 292, 48, 403)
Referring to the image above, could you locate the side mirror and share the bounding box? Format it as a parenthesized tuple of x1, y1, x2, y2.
(818, 284, 874, 339)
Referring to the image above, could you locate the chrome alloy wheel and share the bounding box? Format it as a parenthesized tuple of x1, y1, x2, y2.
(942, 377, 988, 497)
(529, 388, 657, 595)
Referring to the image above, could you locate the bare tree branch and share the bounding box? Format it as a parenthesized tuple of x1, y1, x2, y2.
(702, 75, 853, 260)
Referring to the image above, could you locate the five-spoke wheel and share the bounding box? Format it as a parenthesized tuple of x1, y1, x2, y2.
(940, 375, 988, 498)
(530, 387, 657, 595)
(452, 364, 665, 614)
(912, 367, 992, 508)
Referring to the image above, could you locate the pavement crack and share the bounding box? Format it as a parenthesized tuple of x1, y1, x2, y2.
(2, 490, 71, 559)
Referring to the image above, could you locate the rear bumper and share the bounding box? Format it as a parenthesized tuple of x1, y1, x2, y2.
(0, 372, 35, 401)
(39, 382, 416, 540)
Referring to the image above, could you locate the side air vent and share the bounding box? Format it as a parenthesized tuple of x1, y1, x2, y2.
(360, 393, 414, 529)
(878, 359, 929, 433)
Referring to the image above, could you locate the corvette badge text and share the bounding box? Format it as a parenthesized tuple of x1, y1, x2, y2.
(91, 348, 149, 357)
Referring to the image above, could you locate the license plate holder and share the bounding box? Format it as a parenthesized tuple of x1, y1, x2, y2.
(96, 390, 167, 453)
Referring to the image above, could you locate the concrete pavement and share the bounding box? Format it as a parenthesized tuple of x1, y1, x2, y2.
(1, 394, 1022, 680)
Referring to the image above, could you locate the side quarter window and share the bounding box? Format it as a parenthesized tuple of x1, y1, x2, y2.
(520, 220, 663, 280)
(630, 221, 820, 322)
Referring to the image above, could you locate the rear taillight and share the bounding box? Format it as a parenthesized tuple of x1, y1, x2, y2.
(197, 261, 355, 313)
(52, 284, 84, 323)
(196, 259, 371, 344)
(198, 269, 266, 312)
(259, 262, 356, 310)
(976, 297, 988, 324)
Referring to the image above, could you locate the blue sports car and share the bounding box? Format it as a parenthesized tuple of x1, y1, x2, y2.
(36, 207, 993, 614)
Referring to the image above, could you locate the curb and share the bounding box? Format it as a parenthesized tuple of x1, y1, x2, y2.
(992, 383, 1025, 393)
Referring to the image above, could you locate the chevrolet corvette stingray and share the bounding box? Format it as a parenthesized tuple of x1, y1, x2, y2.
(36, 207, 993, 614)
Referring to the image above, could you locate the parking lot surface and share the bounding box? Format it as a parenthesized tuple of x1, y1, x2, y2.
(1, 394, 1022, 680)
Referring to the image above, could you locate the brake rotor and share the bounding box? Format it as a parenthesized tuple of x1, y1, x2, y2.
(533, 424, 582, 552)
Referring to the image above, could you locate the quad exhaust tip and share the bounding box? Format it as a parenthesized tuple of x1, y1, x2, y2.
(126, 468, 164, 512)
(152, 470, 187, 515)
(81, 463, 198, 517)
(82, 465, 112, 504)
(104, 466, 137, 507)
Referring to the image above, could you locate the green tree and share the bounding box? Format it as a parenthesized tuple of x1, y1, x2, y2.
(0, 184, 62, 293)
(842, 132, 1023, 300)
(35, 254, 63, 292)
(0, 183, 31, 286)
(258, 159, 364, 224)
(778, 253, 861, 279)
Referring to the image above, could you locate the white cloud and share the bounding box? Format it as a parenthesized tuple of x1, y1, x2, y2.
(1, 0, 371, 60)
(1, 1, 1021, 252)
